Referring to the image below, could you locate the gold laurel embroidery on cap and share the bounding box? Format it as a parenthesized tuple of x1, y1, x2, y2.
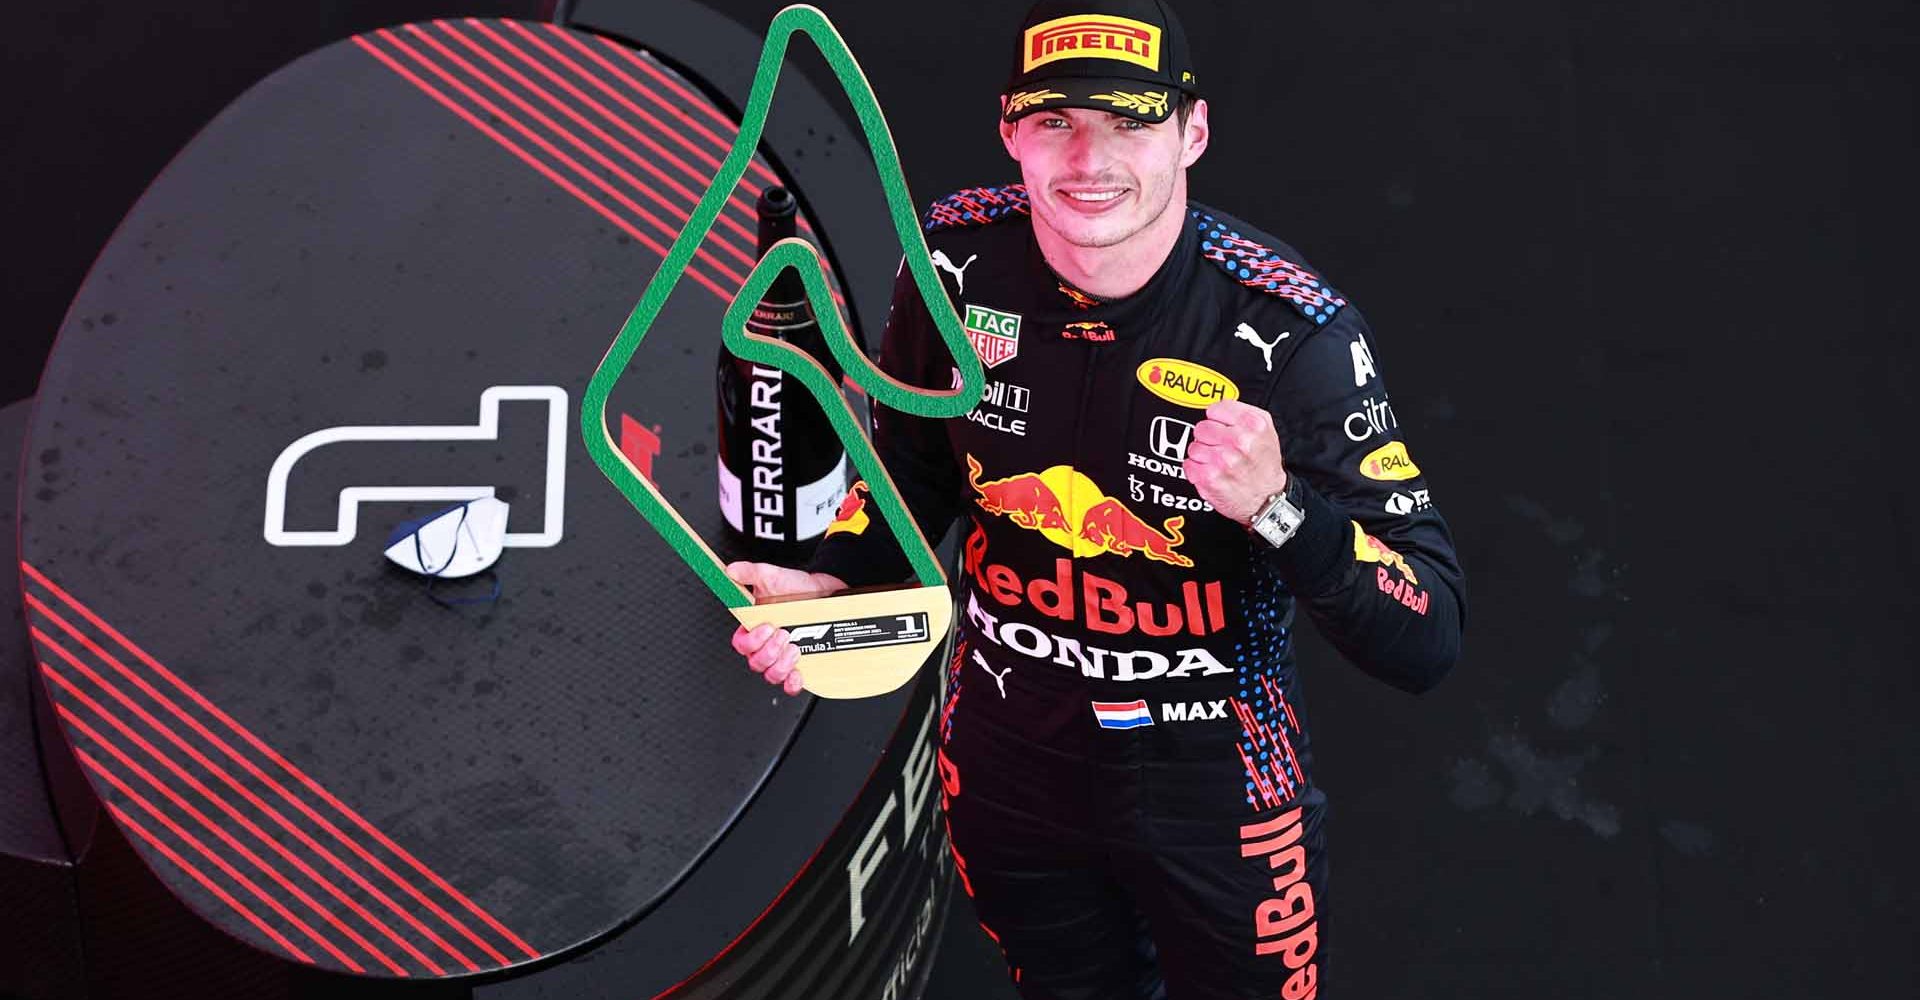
(1007, 89, 1067, 114)
(1090, 90, 1169, 117)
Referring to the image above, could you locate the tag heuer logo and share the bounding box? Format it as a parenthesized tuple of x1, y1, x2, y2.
(964, 304, 1022, 369)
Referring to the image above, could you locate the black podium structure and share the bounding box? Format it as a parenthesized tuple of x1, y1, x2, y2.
(8, 4, 957, 997)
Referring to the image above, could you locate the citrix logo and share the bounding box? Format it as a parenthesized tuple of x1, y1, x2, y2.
(1342, 395, 1397, 443)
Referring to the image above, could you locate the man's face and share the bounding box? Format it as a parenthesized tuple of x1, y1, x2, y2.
(999, 102, 1209, 250)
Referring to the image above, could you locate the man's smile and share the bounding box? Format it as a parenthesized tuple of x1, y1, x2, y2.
(1058, 186, 1131, 212)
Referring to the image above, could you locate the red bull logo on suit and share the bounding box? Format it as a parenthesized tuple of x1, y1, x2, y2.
(825, 481, 873, 537)
(966, 454, 1193, 567)
(1350, 522, 1418, 585)
(1351, 521, 1428, 616)
(962, 522, 1226, 639)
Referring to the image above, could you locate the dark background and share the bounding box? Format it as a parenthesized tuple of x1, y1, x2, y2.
(4, 1, 1916, 998)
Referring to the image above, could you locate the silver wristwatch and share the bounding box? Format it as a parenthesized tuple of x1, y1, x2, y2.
(1251, 477, 1306, 549)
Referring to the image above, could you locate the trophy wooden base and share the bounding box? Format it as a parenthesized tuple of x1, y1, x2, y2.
(730, 584, 953, 698)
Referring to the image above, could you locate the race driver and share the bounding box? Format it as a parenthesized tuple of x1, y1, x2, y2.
(728, 1, 1466, 996)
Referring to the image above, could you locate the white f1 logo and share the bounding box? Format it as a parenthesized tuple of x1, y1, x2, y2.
(262, 385, 568, 548)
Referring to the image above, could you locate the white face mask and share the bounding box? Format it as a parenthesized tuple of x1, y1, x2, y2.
(384, 496, 509, 578)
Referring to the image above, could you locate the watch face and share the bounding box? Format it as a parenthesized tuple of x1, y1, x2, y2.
(1256, 493, 1302, 547)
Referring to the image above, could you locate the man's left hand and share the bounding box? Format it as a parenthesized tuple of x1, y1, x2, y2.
(1184, 400, 1288, 527)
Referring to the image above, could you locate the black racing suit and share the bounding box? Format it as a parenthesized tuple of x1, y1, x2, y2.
(810, 184, 1465, 1000)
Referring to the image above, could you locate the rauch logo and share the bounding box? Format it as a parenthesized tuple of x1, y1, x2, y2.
(1357, 441, 1420, 482)
(1136, 358, 1239, 409)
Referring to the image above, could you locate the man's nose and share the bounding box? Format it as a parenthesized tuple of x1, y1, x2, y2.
(1064, 125, 1110, 172)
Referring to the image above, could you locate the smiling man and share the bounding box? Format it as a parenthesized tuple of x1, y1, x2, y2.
(727, 1, 1467, 996)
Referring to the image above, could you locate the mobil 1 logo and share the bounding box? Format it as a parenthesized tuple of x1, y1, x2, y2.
(951, 366, 1030, 437)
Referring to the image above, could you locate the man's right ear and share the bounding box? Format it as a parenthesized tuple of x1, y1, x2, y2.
(998, 103, 1020, 160)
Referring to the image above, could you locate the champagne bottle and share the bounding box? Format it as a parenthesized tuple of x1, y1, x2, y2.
(715, 186, 848, 565)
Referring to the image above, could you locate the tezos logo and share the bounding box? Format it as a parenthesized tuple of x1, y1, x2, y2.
(1137, 358, 1239, 408)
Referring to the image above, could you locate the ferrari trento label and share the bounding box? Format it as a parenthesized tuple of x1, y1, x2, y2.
(787, 613, 931, 654)
(1022, 14, 1162, 73)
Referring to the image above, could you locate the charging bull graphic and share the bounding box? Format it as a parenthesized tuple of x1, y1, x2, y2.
(1351, 522, 1420, 585)
(1353, 520, 1429, 615)
(966, 455, 1070, 531)
(1078, 497, 1190, 566)
(966, 454, 1192, 567)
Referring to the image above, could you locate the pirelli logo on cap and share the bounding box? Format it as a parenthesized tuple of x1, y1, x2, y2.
(1023, 15, 1162, 73)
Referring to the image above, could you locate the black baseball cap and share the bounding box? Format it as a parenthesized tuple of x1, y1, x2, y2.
(1001, 0, 1201, 125)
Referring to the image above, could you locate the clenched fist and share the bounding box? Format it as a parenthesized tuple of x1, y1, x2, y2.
(1183, 400, 1289, 526)
(725, 561, 848, 696)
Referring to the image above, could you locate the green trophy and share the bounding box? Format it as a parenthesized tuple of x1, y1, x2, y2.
(583, 4, 983, 698)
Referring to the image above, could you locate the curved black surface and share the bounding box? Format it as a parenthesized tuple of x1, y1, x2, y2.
(16, 16, 900, 981)
(473, 3, 963, 995)
(479, 657, 956, 1000)
(2, 395, 88, 1000)
(2, 397, 67, 867)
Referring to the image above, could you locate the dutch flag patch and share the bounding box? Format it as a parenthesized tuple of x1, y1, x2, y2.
(1091, 700, 1154, 730)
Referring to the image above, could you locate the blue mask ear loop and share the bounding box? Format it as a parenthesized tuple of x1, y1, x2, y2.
(411, 502, 471, 575)
(426, 570, 502, 607)
(410, 502, 503, 606)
